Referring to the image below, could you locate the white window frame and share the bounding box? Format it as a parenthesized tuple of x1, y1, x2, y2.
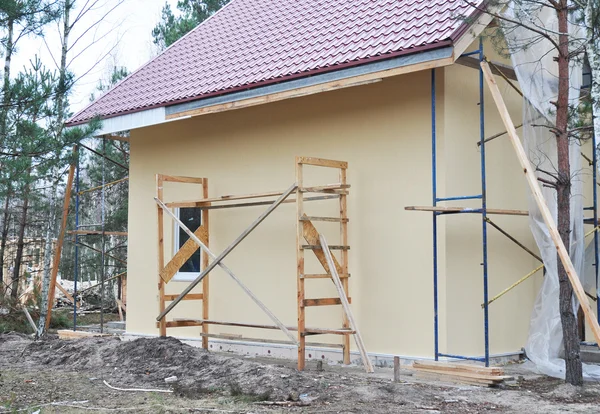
(172, 207, 203, 282)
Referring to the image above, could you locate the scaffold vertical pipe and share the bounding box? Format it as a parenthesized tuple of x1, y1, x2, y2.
(73, 151, 80, 330)
(594, 122, 599, 325)
(431, 68, 439, 361)
(479, 38, 490, 366)
(100, 137, 106, 333)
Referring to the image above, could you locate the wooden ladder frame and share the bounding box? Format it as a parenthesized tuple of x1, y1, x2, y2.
(156, 174, 210, 348)
(296, 156, 354, 370)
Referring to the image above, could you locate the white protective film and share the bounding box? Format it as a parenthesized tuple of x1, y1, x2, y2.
(503, 2, 600, 379)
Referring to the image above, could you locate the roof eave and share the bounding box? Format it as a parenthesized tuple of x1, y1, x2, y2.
(68, 45, 457, 136)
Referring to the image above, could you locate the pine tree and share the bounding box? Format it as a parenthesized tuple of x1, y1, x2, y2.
(152, 0, 229, 50)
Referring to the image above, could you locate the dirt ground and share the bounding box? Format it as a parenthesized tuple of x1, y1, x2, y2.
(1, 334, 600, 413)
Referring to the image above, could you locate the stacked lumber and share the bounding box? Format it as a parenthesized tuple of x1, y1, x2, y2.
(412, 360, 511, 387)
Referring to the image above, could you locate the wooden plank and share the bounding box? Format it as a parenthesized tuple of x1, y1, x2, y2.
(166, 194, 339, 209)
(46, 147, 77, 331)
(414, 371, 500, 387)
(155, 194, 298, 344)
(166, 190, 285, 207)
(57, 329, 111, 339)
(300, 184, 350, 193)
(164, 293, 204, 301)
(202, 178, 210, 349)
(156, 174, 166, 337)
(296, 157, 348, 169)
(413, 360, 504, 376)
(302, 244, 350, 250)
(22, 306, 38, 334)
(159, 225, 208, 283)
(296, 158, 306, 371)
(55, 283, 79, 307)
(301, 217, 343, 275)
(413, 367, 511, 382)
(304, 328, 356, 335)
(300, 273, 350, 279)
(405, 206, 529, 216)
(299, 216, 349, 223)
(482, 61, 600, 345)
(158, 320, 204, 328)
(303, 297, 350, 307)
(320, 235, 374, 373)
(160, 175, 205, 184)
(68, 230, 128, 236)
(455, 56, 517, 81)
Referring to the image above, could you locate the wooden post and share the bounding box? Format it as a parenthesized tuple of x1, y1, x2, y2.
(296, 157, 306, 371)
(202, 178, 210, 349)
(339, 166, 350, 364)
(481, 60, 600, 345)
(394, 356, 400, 382)
(156, 174, 166, 336)
(45, 146, 78, 330)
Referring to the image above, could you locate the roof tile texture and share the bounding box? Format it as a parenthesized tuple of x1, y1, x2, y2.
(69, 0, 478, 124)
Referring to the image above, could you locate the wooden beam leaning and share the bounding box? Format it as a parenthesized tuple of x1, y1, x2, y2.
(154, 185, 298, 344)
(320, 235, 374, 373)
(45, 146, 78, 331)
(301, 216, 344, 274)
(481, 60, 600, 345)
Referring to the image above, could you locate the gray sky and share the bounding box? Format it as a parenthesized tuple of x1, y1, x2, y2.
(12, 0, 178, 114)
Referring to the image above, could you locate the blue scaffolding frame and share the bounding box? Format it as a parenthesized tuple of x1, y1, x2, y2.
(430, 39, 600, 365)
(431, 38, 489, 365)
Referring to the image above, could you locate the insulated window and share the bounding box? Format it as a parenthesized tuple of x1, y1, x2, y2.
(173, 207, 202, 282)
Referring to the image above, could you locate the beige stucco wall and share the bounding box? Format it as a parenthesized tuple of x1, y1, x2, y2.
(126, 44, 537, 358)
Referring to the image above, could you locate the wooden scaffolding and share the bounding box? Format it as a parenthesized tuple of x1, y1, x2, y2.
(154, 157, 373, 372)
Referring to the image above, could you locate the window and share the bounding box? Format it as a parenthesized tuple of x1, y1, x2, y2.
(173, 207, 202, 282)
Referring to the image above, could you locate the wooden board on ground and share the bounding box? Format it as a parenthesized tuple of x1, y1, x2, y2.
(57, 330, 112, 339)
(414, 370, 507, 387)
(411, 360, 510, 387)
(413, 360, 504, 376)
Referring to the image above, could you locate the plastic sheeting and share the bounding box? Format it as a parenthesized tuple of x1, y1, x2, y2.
(503, 3, 600, 380)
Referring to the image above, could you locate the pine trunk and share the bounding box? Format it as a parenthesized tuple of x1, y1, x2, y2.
(0, 193, 11, 286)
(10, 175, 30, 300)
(556, 1, 583, 385)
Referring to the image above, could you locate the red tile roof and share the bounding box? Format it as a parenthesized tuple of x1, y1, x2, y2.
(68, 0, 480, 125)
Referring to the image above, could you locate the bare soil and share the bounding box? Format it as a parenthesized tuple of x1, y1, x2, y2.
(1, 333, 600, 413)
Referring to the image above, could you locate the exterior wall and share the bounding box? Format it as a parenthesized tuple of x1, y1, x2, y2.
(127, 51, 531, 358)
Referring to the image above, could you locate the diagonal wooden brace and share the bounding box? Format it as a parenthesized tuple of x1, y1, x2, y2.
(481, 60, 600, 346)
(154, 183, 298, 343)
(160, 225, 208, 283)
